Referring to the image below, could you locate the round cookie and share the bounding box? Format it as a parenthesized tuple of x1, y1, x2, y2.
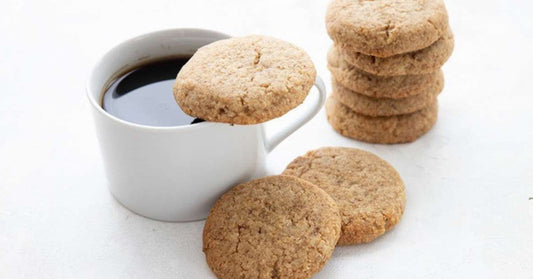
(331, 77, 443, 117)
(283, 147, 406, 245)
(174, 35, 317, 124)
(339, 28, 454, 76)
(203, 175, 341, 279)
(326, 0, 449, 57)
(326, 97, 438, 144)
(327, 46, 444, 98)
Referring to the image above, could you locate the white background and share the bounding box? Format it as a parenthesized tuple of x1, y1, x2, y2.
(1, 0, 532, 278)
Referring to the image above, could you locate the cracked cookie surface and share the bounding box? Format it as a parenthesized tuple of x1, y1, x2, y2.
(173, 35, 316, 124)
(326, 97, 438, 144)
(283, 147, 406, 245)
(326, 0, 449, 57)
(203, 175, 341, 279)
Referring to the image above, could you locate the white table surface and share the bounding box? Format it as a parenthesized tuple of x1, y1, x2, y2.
(1, 0, 532, 278)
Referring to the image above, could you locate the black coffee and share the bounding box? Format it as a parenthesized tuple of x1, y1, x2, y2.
(102, 57, 204, 126)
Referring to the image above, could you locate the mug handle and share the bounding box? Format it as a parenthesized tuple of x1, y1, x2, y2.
(264, 76, 327, 153)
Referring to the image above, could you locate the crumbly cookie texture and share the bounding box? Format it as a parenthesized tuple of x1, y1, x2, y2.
(203, 175, 341, 279)
(328, 46, 444, 98)
(326, 97, 438, 144)
(283, 147, 406, 245)
(339, 27, 454, 76)
(326, 0, 449, 57)
(331, 76, 443, 117)
(174, 35, 316, 125)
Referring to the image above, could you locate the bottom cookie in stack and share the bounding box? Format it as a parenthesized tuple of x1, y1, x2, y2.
(326, 97, 438, 144)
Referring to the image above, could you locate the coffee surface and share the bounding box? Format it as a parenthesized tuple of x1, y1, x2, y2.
(102, 57, 203, 126)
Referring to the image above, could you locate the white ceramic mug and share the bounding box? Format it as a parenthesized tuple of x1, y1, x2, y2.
(87, 28, 326, 222)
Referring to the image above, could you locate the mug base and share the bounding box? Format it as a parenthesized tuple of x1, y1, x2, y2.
(108, 187, 208, 223)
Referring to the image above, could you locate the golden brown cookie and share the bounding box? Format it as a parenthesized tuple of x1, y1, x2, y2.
(203, 175, 341, 279)
(174, 35, 316, 124)
(331, 77, 443, 117)
(326, 97, 438, 144)
(326, 0, 449, 57)
(283, 147, 406, 245)
(327, 46, 444, 98)
(339, 28, 454, 76)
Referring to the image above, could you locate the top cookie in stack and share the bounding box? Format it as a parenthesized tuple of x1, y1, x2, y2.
(325, 0, 454, 144)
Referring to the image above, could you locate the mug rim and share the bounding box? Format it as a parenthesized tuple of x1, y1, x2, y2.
(86, 28, 232, 131)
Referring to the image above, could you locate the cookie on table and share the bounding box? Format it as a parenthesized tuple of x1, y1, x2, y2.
(328, 46, 444, 98)
(339, 28, 454, 76)
(326, 97, 438, 144)
(174, 35, 316, 125)
(331, 77, 443, 117)
(203, 175, 341, 279)
(326, 0, 449, 57)
(283, 147, 406, 245)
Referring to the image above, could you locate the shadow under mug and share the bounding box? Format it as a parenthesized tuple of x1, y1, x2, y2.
(87, 28, 326, 222)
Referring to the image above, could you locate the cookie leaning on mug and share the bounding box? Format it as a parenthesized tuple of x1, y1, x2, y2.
(174, 35, 317, 125)
(283, 147, 406, 245)
(203, 175, 341, 279)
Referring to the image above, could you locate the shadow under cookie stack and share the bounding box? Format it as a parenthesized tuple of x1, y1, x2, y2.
(325, 0, 454, 144)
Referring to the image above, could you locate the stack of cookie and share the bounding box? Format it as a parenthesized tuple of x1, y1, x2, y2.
(325, 0, 454, 144)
